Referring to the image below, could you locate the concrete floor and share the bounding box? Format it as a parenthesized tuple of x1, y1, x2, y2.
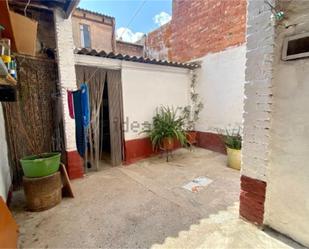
(11, 148, 300, 248)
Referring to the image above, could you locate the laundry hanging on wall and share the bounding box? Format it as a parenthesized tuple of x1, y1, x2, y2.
(80, 83, 90, 128)
(73, 90, 85, 157)
(67, 90, 75, 119)
(71, 83, 90, 157)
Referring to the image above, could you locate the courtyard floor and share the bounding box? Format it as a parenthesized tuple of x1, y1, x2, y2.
(11, 148, 302, 248)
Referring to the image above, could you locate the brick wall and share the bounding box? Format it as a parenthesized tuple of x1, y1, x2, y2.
(240, 0, 275, 225)
(145, 23, 171, 60)
(116, 40, 144, 57)
(146, 0, 246, 62)
(72, 9, 115, 52)
(54, 9, 84, 179)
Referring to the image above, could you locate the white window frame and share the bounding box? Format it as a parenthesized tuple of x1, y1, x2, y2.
(80, 24, 91, 48)
(282, 32, 309, 61)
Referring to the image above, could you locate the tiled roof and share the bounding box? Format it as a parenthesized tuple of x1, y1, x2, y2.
(74, 48, 200, 70)
(75, 7, 114, 20)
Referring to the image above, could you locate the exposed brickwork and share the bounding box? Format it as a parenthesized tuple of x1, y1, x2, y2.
(66, 151, 84, 179)
(240, 0, 274, 229)
(197, 131, 226, 154)
(54, 9, 82, 183)
(54, 8, 77, 151)
(242, 0, 275, 182)
(239, 175, 266, 225)
(146, 0, 246, 62)
(145, 23, 172, 60)
(72, 8, 115, 52)
(116, 40, 144, 57)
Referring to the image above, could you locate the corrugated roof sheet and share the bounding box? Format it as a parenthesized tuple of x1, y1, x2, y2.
(74, 48, 200, 70)
(116, 40, 144, 48)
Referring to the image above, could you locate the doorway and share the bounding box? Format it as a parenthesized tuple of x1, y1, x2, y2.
(75, 65, 124, 171)
(99, 80, 111, 164)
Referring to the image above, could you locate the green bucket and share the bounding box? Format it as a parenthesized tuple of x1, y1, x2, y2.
(20, 152, 61, 178)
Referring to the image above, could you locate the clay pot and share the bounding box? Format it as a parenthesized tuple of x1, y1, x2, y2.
(162, 137, 174, 150)
(186, 131, 197, 144)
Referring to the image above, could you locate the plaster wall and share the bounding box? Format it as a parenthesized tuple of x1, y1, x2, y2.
(0, 105, 10, 201)
(264, 2, 309, 246)
(195, 45, 246, 133)
(121, 65, 190, 140)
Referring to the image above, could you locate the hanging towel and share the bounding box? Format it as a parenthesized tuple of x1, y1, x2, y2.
(67, 90, 75, 119)
(80, 83, 90, 128)
(73, 90, 85, 157)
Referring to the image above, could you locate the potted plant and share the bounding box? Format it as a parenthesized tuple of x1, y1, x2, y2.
(143, 106, 187, 152)
(182, 71, 204, 145)
(220, 128, 242, 170)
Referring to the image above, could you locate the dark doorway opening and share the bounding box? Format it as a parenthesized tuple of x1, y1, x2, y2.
(75, 65, 124, 172)
(100, 79, 111, 165)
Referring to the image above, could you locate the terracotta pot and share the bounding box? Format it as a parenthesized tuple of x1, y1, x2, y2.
(162, 137, 174, 150)
(226, 147, 241, 170)
(186, 131, 197, 144)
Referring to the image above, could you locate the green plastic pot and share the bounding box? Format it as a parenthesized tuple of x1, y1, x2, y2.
(20, 152, 61, 178)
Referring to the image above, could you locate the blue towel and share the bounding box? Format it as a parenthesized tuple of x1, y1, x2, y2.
(80, 83, 90, 128)
(73, 90, 85, 157)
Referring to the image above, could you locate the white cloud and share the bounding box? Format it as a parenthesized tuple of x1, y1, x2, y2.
(116, 28, 144, 43)
(153, 11, 172, 27)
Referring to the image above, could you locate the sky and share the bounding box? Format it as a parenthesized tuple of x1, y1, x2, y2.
(78, 0, 172, 43)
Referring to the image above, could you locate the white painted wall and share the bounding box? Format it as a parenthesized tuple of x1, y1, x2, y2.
(0, 105, 11, 201)
(242, 0, 275, 182)
(54, 9, 78, 151)
(194, 45, 246, 133)
(264, 3, 309, 247)
(74, 55, 191, 141)
(122, 63, 190, 140)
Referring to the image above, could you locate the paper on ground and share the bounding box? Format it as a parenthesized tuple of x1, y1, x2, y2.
(182, 177, 213, 193)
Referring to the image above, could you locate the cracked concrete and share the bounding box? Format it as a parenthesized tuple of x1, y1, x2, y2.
(10, 148, 300, 248)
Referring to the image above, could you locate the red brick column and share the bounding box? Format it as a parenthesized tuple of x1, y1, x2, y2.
(66, 151, 84, 179)
(239, 175, 266, 225)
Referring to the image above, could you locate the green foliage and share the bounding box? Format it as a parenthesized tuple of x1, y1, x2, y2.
(220, 128, 242, 150)
(142, 106, 187, 150)
(182, 71, 204, 131)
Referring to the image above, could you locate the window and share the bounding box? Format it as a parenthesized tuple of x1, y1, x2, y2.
(282, 32, 309, 61)
(80, 24, 91, 48)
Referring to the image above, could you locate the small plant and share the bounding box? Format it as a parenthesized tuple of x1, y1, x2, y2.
(182, 70, 204, 131)
(142, 106, 187, 150)
(220, 128, 242, 150)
